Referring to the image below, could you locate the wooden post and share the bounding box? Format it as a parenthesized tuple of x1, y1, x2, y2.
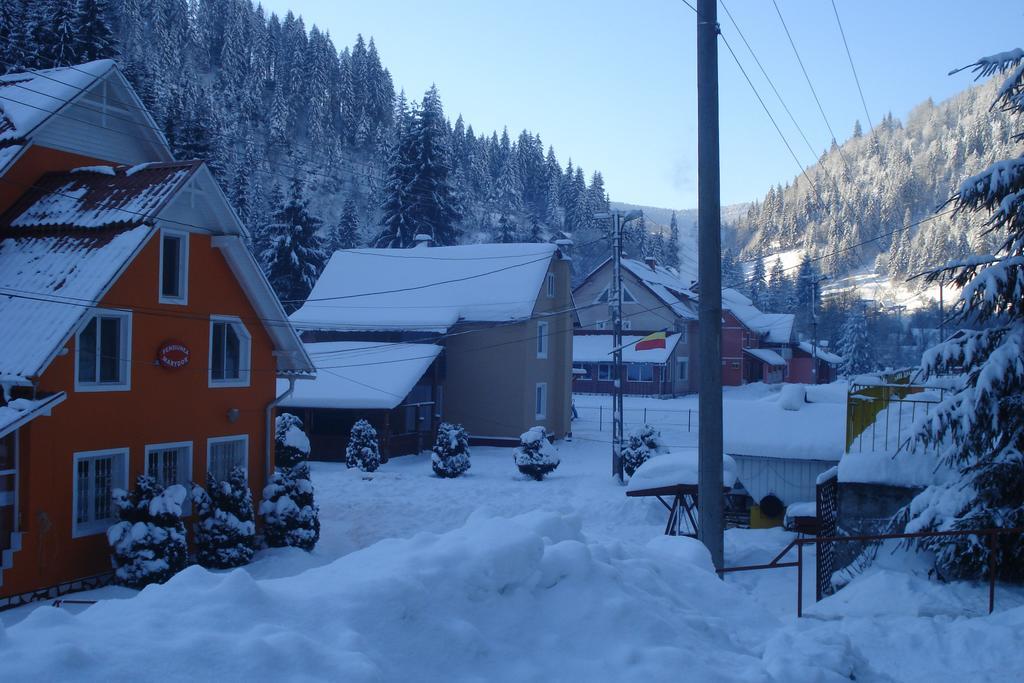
(989, 531, 997, 614)
(797, 541, 804, 618)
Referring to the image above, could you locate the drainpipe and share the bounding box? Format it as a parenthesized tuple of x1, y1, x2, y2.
(265, 376, 296, 481)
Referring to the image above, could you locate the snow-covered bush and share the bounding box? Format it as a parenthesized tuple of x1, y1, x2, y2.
(260, 460, 320, 551)
(107, 475, 188, 589)
(636, 424, 662, 451)
(431, 422, 471, 478)
(346, 419, 382, 472)
(514, 427, 560, 480)
(275, 412, 311, 469)
(192, 466, 256, 569)
(898, 50, 1024, 581)
(622, 424, 663, 477)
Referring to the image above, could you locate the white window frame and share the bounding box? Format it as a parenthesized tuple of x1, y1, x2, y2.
(595, 285, 637, 305)
(677, 358, 689, 382)
(0, 431, 18, 530)
(572, 362, 590, 379)
(74, 309, 132, 393)
(158, 228, 189, 305)
(546, 272, 556, 298)
(206, 435, 249, 482)
(72, 447, 129, 538)
(622, 320, 632, 330)
(536, 320, 549, 359)
(208, 315, 252, 388)
(678, 326, 687, 344)
(144, 441, 193, 512)
(534, 383, 547, 420)
(627, 363, 654, 383)
(598, 363, 613, 381)
(596, 320, 607, 330)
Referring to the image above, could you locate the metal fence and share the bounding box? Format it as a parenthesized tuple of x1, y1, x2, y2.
(572, 404, 698, 433)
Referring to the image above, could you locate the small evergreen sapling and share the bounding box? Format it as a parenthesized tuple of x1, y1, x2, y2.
(260, 415, 320, 551)
(431, 422, 471, 478)
(276, 412, 311, 469)
(622, 424, 663, 477)
(192, 466, 256, 569)
(346, 419, 382, 472)
(514, 427, 560, 481)
(107, 475, 188, 589)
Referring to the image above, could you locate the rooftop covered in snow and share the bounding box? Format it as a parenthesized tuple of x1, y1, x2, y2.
(290, 243, 562, 332)
(722, 288, 795, 344)
(797, 341, 844, 365)
(278, 342, 442, 410)
(573, 333, 682, 365)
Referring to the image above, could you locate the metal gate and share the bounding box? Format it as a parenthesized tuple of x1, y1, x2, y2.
(815, 468, 839, 601)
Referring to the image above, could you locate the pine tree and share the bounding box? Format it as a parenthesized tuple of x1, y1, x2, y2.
(73, 0, 117, 62)
(260, 415, 319, 551)
(901, 51, 1024, 581)
(346, 419, 381, 472)
(37, 0, 78, 68)
(431, 422, 471, 478)
(193, 466, 256, 569)
(749, 258, 768, 308)
(836, 303, 873, 375)
(767, 258, 792, 312)
(328, 198, 360, 252)
(261, 174, 326, 310)
(664, 212, 682, 270)
(107, 476, 188, 588)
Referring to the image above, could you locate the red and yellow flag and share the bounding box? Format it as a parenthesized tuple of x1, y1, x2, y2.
(634, 331, 667, 351)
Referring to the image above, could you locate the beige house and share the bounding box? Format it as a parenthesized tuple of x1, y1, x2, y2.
(289, 242, 574, 453)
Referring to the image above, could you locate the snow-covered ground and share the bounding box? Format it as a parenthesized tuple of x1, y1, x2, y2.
(2, 394, 1022, 681)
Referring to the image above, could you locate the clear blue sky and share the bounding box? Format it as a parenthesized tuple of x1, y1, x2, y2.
(263, 0, 1021, 209)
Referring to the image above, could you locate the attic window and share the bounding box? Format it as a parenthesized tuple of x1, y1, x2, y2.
(596, 286, 637, 304)
(159, 229, 188, 304)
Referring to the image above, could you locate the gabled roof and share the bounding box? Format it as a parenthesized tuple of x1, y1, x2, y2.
(0, 60, 116, 144)
(744, 347, 787, 366)
(577, 257, 698, 322)
(573, 333, 682, 365)
(0, 392, 66, 438)
(278, 342, 442, 410)
(722, 288, 795, 344)
(797, 341, 843, 365)
(291, 243, 561, 332)
(1, 162, 200, 231)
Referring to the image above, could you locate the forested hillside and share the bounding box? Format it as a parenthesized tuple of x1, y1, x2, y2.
(731, 76, 1022, 285)
(0, 0, 626, 295)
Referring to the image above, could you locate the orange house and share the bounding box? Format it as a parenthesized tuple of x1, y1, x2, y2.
(0, 64, 314, 605)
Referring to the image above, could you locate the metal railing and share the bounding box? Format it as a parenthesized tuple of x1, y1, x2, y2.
(572, 405, 698, 433)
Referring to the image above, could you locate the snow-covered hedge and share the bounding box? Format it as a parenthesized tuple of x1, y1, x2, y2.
(432, 422, 471, 478)
(107, 475, 188, 589)
(514, 427, 560, 480)
(193, 466, 256, 569)
(276, 412, 311, 469)
(260, 460, 320, 551)
(346, 419, 382, 472)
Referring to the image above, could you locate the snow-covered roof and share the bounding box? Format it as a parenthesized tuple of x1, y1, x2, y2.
(573, 333, 682, 364)
(2, 162, 200, 231)
(797, 342, 843, 365)
(626, 449, 739, 492)
(0, 226, 152, 382)
(0, 392, 66, 438)
(744, 347, 786, 367)
(0, 60, 116, 143)
(278, 342, 442, 410)
(620, 258, 698, 321)
(0, 142, 24, 176)
(291, 244, 560, 332)
(722, 289, 794, 343)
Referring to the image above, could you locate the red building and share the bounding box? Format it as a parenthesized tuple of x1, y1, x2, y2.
(0, 62, 313, 604)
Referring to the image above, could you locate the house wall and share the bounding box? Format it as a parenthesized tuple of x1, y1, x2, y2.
(787, 355, 837, 384)
(732, 454, 839, 508)
(2, 231, 278, 599)
(574, 262, 685, 333)
(444, 255, 572, 441)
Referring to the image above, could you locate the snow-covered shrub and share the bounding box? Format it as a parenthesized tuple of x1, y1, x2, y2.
(275, 412, 311, 469)
(514, 427, 560, 481)
(107, 475, 188, 589)
(192, 466, 255, 569)
(346, 419, 382, 472)
(431, 422, 471, 478)
(260, 460, 320, 551)
(622, 433, 651, 478)
(636, 424, 662, 451)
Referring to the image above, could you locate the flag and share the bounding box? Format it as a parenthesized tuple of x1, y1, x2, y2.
(634, 331, 667, 351)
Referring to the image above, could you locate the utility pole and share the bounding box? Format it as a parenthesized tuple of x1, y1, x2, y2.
(810, 275, 829, 384)
(938, 275, 945, 341)
(697, 0, 724, 572)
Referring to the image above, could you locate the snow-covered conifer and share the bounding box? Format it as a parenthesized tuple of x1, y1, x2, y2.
(664, 212, 682, 271)
(346, 419, 382, 472)
(261, 173, 326, 310)
(431, 422, 471, 478)
(275, 412, 311, 469)
(107, 475, 188, 588)
(193, 466, 256, 569)
(260, 461, 320, 551)
(514, 427, 560, 481)
(836, 304, 874, 375)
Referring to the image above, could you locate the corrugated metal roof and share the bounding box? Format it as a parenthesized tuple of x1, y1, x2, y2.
(0, 60, 115, 143)
(0, 161, 199, 231)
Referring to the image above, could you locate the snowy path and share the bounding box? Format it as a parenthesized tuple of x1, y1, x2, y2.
(2, 415, 1022, 680)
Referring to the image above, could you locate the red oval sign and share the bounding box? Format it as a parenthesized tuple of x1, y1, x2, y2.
(157, 341, 190, 369)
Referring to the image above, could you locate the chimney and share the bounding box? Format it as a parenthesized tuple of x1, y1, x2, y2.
(413, 234, 433, 248)
(644, 256, 657, 271)
(554, 238, 574, 260)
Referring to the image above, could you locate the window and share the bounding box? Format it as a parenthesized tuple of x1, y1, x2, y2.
(1, 432, 16, 547)
(598, 363, 613, 381)
(73, 448, 128, 537)
(145, 442, 193, 511)
(546, 272, 556, 298)
(596, 286, 637, 304)
(678, 326, 687, 344)
(207, 436, 248, 482)
(596, 321, 607, 330)
(159, 229, 188, 304)
(209, 316, 251, 387)
(622, 320, 632, 330)
(677, 358, 689, 382)
(627, 363, 654, 382)
(572, 362, 590, 379)
(76, 310, 131, 391)
(537, 321, 549, 359)
(535, 383, 547, 420)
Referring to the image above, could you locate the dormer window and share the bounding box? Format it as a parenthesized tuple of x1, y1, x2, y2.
(159, 229, 188, 304)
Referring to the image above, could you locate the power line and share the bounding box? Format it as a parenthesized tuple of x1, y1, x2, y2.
(830, 0, 874, 132)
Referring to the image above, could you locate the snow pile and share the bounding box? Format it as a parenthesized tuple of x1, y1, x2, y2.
(626, 448, 738, 492)
(723, 390, 845, 461)
(778, 384, 805, 411)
